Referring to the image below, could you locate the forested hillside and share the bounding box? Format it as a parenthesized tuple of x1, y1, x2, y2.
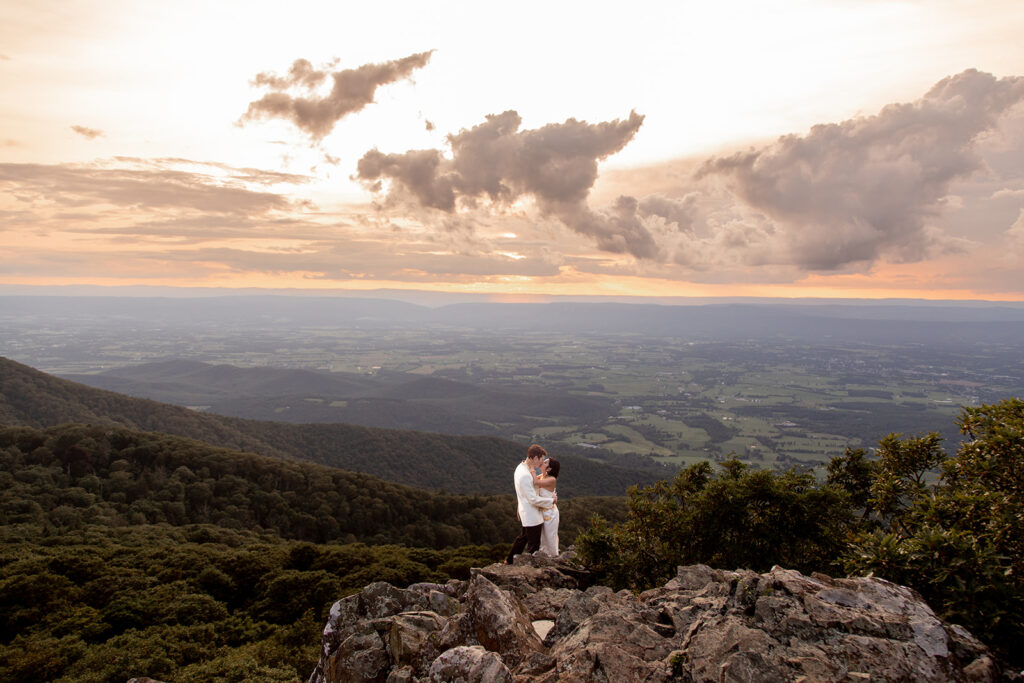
(0, 418, 626, 682)
(0, 524, 510, 682)
(0, 423, 625, 547)
(0, 357, 658, 495)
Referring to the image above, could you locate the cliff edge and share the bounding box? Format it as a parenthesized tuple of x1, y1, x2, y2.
(307, 553, 1016, 682)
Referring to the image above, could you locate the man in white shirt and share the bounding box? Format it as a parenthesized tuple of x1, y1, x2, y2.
(505, 444, 556, 564)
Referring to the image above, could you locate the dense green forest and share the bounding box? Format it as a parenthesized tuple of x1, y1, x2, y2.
(0, 356, 659, 495)
(0, 423, 626, 547)
(0, 524, 509, 682)
(0, 422, 627, 682)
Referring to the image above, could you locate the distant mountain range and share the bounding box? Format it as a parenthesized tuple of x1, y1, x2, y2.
(3, 294, 1024, 343)
(0, 356, 657, 496)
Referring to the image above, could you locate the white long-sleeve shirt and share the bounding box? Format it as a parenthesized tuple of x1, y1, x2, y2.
(514, 461, 553, 526)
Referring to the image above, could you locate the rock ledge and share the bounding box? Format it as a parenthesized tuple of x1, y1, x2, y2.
(307, 554, 1017, 682)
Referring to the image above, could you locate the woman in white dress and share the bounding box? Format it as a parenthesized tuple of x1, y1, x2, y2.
(533, 457, 560, 557)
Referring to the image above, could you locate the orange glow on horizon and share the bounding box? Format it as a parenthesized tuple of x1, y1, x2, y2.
(2, 271, 1021, 303)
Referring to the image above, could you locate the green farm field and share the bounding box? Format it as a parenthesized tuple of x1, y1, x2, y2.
(11, 315, 1022, 474)
(299, 331, 1011, 471)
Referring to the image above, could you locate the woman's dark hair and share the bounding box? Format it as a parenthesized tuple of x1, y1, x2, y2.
(546, 457, 560, 478)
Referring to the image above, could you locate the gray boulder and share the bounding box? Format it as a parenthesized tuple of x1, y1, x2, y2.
(307, 556, 1018, 683)
(426, 645, 512, 682)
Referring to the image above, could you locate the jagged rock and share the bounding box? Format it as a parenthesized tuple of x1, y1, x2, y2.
(385, 665, 415, 683)
(325, 622, 390, 682)
(426, 645, 512, 682)
(407, 581, 463, 617)
(516, 650, 557, 677)
(460, 574, 546, 669)
(545, 607, 676, 681)
(308, 580, 451, 683)
(543, 584, 618, 645)
(472, 560, 581, 600)
(308, 557, 1019, 683)
(521, 586, 576, 620)
(386, 611, 447, 673)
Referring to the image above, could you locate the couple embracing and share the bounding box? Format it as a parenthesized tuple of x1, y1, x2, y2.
(505, 444, 560, 564)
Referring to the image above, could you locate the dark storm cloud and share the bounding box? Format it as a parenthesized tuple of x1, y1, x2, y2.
(698, 69, 1024, 270)
(70, 125, 103, 139)
(240, 51, 434, 140)
(357, 110, 655, 258)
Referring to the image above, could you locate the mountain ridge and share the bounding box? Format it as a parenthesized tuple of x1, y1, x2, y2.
(59, 360, 614, 438)
(0, 356, 657, 496)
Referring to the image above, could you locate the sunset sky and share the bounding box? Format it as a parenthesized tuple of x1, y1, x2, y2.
(2, 0, 1024, 301)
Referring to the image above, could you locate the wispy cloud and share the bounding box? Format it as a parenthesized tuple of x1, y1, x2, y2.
(111, 157, 312, 186)
(70, 125, 104, 139)
(0, 159, 310, 215)
(0, 151, 569, 285)
(240, 51, 434, 141)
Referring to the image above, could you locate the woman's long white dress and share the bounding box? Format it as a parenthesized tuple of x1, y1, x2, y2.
(537, 482, 559, 557)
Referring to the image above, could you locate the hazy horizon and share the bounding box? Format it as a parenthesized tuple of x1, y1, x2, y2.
(3, 283, 1024, 309)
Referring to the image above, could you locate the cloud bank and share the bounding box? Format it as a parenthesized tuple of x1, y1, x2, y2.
(510, 68, 1024, 282)
(691, 69, 1024, 271)
(240, 51, 434, 140)
(348, 69, 1024, 286)
(356, 110, 653, 257)
(4, 70, 1023, 296)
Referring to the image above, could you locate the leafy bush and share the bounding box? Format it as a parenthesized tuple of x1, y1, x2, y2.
(576, 458, 855, 591)
(842, 399, 1024, 664)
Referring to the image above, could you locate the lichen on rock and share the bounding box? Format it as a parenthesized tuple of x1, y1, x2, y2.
(306, 553, 1018, 682)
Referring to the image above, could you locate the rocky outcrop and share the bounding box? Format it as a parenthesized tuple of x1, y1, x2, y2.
(308, 553, 1017, 682)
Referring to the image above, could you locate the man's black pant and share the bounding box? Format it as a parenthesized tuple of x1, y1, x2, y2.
(506, 523, 543, 564)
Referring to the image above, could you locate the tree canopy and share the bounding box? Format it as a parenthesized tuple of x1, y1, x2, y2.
(0, 423, 626, 548)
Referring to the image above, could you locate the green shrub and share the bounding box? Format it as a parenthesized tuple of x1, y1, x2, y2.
(576, 458, 855, 591)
